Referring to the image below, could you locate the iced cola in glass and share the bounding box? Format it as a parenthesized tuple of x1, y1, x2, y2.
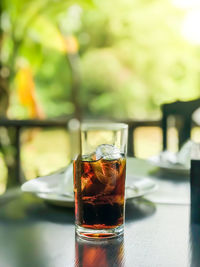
(74, 123, 128, 239)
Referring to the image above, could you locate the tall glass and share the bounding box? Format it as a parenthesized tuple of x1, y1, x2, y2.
(73, 122, 128, 239)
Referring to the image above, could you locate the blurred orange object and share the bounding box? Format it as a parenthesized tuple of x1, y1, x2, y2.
(16, 67, 45, 119)
(65, 35, 79, 54)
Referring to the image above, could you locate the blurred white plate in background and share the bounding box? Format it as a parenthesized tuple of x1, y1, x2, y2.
(148, 155, 190, 176)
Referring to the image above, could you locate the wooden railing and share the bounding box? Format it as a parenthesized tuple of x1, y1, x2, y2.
(0, 118, 161, 189)
(0, 118, 71, 187)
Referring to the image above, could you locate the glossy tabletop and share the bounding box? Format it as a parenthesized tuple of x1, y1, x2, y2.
(0, 161, 199, 267)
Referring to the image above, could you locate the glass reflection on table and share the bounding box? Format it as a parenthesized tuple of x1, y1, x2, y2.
(75, 234, 125, 267)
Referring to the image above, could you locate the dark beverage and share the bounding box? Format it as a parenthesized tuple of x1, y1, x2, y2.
(74, 156, 126, 231)
(191, 159, 200, 224)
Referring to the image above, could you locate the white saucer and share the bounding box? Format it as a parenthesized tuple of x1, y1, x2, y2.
(34, 178, 157, 208)
(148, 157, 189, 176)
(21, 158, 157, 208)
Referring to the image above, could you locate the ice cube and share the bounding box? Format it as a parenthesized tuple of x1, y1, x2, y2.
(82, 152, 96, 161)
(96, 144, 121, 160)
(91, 159, 118, 194)
(81, 161, 106, 195)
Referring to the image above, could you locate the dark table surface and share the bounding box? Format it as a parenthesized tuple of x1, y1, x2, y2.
(0, 158, 199, 267)
(0, 189, 198, 267)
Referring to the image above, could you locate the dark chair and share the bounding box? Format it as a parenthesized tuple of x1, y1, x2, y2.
(161, 98, 200, 150)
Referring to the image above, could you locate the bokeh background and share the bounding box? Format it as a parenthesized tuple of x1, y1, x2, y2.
(1, 0, 200, 193)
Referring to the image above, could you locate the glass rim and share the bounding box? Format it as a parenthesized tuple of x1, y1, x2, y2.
(81, 121, 128, 131)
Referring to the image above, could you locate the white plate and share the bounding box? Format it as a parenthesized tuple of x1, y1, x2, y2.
(21, 158, 158, 208)
(34, 178, 157, 208)
(36, 193, 74, 208)
(148, 156, 189, 176)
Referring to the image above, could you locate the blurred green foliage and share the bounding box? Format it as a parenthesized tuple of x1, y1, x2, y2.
(1, 0, 200, 119)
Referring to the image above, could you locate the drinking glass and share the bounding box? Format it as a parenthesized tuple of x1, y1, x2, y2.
(73, 122, 128, 239)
